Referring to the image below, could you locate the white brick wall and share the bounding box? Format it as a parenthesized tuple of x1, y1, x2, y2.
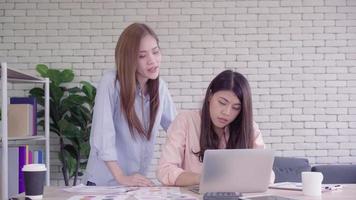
(1, 0, 355, 186)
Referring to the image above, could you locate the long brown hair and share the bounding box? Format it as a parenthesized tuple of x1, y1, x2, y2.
(196, 70, 254, 162)
(115, 23, 160, 140)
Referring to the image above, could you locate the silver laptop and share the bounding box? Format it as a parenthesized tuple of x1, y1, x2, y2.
(199, 149, 274, 193)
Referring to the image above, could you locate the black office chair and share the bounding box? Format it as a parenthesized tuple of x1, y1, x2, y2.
(311, 165, 356, 184)
(273, 156, 311, 183)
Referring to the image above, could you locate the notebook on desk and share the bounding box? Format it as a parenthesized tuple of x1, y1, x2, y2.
(195, 149, 274, 194)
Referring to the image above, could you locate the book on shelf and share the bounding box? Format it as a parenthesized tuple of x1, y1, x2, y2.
(20, 146, 45, 193)
(18, 145, 27, 193)
(10, 97, 37, 136)
(0, 147, 19, 198)
(8, 104, 33, 137)
(33, 150, 44, 164)
(0, 146, 44, 196)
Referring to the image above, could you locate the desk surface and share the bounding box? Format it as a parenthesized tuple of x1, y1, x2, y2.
(42, 184, 356, 200)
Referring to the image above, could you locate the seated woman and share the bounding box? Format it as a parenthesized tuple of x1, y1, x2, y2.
(157, 70, 275, 186)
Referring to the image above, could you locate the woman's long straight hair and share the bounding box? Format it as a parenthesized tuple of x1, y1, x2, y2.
(196, 70, 254, 162)
(115, 23, 159, 140)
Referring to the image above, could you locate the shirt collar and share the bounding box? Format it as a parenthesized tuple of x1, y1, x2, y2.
(136, 83, 149, 102)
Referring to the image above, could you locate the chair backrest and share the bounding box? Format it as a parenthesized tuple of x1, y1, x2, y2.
(273, 156, 311, 183)
(311, 165, 356, 184)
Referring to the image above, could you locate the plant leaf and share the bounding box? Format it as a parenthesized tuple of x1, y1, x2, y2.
(67, 87, 81, 94)
(61, 69, 75, 83)
(64, 144, 78, 159)
(36, 64, 49, 77)
(80, 142, 90, 158)
(50, 84, 64, 105)
(29, 88, 45, 107)
(47, 69, 62, 86)
(81, 81, 95, 101)
(64, 153, 77, 178)
(62, 95, 86, 107)
(58, 119, 82, 147)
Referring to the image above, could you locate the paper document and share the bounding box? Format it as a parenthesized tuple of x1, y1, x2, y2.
(240, 195, 297, 200)
(66, 194, 128, 200)
(62, 184, 138, 194)
(63, 185, 198, 200)
(127, 187, 198, 200)
(269, 182, 343, 192)
(269, 182, 303, 191)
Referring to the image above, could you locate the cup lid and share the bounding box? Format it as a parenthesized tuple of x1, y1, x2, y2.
(22, 164, 47, 172)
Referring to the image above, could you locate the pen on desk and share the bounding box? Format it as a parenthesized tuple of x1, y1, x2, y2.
(334, 184, 342, 189)
(325, 184, 342, 191)
(125, 187, 139, 193)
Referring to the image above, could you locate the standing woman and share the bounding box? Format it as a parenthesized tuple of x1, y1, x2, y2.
(157, 70, 274, 186)
(85, 23, 176, 186)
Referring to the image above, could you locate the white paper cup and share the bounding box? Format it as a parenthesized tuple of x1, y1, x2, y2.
(302, 171, 324, 196)
(22, 164, 47, 199)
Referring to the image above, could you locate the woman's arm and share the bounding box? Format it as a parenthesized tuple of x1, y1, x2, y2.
(157, 112, 193, 186)
(252, 121, 275, 183)
(160, 79, 177, 131)
(175, 172, 201, 186)
(252, 121, 265, 149)
(105, 161, 154, 187)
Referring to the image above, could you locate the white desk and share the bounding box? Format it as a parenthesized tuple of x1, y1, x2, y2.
(37, 184, 356, 200)
(243, 184, 356, 200)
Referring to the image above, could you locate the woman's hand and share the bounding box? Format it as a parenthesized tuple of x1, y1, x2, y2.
(105, 161, 154, 187)
(118, 173, 155, 187)
(175, 172, 201, 186)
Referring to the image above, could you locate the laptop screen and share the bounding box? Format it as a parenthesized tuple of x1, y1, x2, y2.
(199, 149, 274, 193)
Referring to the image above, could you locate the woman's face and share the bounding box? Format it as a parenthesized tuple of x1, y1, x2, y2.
(136, 34, 161, 82)
(209, 90, 241, 129)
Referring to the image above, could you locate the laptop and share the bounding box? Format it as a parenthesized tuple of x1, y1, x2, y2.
(198, 149, 274, 193)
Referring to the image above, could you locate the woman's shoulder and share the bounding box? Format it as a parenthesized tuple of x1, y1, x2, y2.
(252, 121, 260, 131)
(176, 110, 201, 122)
(252, 121, 262, 137)
(102, 69, 117, 81)
(158, 77, 168, 90)
(98, 69, 118, 88)
(158, 78, 174, 99)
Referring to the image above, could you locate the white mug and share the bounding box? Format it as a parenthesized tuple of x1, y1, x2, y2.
(302, 171, 324, 196)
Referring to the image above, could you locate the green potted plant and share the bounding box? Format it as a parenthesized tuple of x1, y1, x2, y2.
(30, 64, 96, 186)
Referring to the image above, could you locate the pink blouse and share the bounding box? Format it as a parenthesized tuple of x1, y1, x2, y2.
(157, 110, 273, 186)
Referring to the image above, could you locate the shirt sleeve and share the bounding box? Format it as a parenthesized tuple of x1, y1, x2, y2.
(157, 112, 188, 186)
(252, 121, 276, 183)
(160, 80, 177, 131)
(252, 121, 265, 149)
(90, 72, 118, 161)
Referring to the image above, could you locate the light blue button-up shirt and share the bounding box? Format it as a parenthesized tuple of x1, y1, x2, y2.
(85, 70, 176, 186)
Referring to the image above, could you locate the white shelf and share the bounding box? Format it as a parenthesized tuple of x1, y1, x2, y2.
(0, 135, 46, 142)
(1, 67, 44, 82)
(0, 62, 50, 200)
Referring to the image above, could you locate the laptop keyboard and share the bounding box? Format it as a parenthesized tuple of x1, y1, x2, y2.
(203, 192, 242, 200)
(240, 196, 297, 200)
